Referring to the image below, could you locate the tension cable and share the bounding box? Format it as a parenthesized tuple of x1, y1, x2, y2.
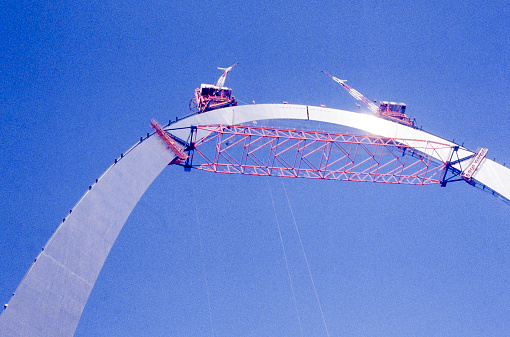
(191, 179, 215, 337)
(267, 179, 304, 337)
(281, 181, 330, 337)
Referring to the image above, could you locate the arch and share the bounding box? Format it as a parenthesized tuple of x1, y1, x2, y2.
(168, 104, 510, 201)
(1, 104, 508, 336)
(0, 136, 174, 336)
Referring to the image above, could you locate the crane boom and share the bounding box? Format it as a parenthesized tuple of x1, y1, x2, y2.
(216, 62, 238, 88)
(322, 71, 379, 113)
(322, 71, 415, 127)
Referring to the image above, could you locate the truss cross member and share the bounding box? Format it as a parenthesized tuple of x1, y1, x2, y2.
(150, 119, 188, 164)
(186, 124, 452, 186)
(441, 146, 490, 187)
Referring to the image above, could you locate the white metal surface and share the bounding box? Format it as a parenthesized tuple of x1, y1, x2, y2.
(168, 104, 510, 201)
(0, 136, 175, 336)
(461, 148, 488, 180)
(1, 103, 507, 336)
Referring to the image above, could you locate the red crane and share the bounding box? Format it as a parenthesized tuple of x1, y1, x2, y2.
(322, 71, 416, 127)
(189, 63, 238, 113)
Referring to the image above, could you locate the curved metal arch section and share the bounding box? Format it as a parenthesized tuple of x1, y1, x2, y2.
(1, 104, 508, 336)
(167, 104, 510, 201)
(0, 135, 174, 336)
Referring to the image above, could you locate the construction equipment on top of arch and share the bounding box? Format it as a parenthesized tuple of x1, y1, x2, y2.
(189, 63, 238, 113)
(322, 71, 416, 127)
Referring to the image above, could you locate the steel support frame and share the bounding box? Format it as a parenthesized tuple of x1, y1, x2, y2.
(186, 125, 452, 185)
(440, 146, 477, 187)
(150, 119, 188, 163)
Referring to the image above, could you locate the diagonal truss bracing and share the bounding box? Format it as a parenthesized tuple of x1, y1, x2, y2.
(186, 125, 453, 185)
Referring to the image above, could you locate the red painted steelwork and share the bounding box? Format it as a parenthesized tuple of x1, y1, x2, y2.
(150, 119, 188, 163)
(188, 125, 453, 185)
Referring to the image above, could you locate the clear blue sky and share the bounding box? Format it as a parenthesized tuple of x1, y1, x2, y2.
(1, 0, 509, 336)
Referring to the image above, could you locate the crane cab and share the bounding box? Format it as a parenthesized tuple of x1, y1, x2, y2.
(190, 84, 237, 113)
(189, 63, 239, 114)
(199, 84, 233, 100)
(378, 101, 415, 127)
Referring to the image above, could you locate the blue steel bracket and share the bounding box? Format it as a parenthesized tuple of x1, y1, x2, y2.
(440, 146, 476, 187)
(183, 126, 197, 172)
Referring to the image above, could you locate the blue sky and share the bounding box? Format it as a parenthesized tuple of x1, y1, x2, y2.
(1, 0, 509, 336)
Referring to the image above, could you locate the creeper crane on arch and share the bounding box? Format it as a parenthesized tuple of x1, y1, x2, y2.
(322, 71, 416, 127)
(189, 63, 238, 113)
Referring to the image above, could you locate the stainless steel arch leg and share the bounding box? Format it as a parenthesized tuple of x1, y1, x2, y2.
(0, 135, 174, 336)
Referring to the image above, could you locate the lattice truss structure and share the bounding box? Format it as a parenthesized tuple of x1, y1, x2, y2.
(185, 125, 454, 185)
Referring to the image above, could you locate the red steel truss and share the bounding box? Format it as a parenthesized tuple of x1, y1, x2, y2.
(186, 125, 453, 185)
(151, 119, 189, 164)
